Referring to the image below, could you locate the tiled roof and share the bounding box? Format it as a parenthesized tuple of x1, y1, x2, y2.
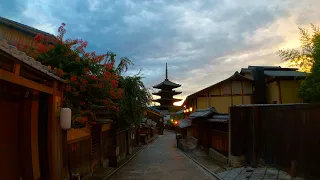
(153, 97, 182, 102)
(153, 79, 181, 89)
(147, 107, 164, 117)
(264, 70, 307, 77)
(178, 119, 192, 128)
(0, 38, 65, 82)
(189, 107, 217, 119)
(175, 109, 184, 114)
(208, 114, 229, 123)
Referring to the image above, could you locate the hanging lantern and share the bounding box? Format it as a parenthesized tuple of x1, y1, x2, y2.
(189, 107, 193, 112)
(60, 108, 71, 130)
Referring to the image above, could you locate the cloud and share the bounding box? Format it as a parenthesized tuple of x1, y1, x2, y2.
(1, 0, 320, 105)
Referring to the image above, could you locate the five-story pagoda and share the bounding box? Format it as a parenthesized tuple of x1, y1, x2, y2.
(153, 63, 182, 111)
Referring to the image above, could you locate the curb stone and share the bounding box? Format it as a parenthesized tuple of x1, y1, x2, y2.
(177, 148, 222, 180)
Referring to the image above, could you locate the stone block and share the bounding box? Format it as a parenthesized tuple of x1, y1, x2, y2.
(229, 155, 246, 167)
(208, 148, 228, 165)
(102, 158, 109, 168)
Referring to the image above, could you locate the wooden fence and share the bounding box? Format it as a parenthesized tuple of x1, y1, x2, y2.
(67, 130, 92, 178)
(211, 129, 228, 156)
(230, 103, 320, 179)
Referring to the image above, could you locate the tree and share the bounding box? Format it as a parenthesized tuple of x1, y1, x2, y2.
(298, 33, 320, 102)
(17, 23, 129, 126)
(278, 24, 320, 102)
(117, 74, 152, 129)
(278, 24, 320, 73)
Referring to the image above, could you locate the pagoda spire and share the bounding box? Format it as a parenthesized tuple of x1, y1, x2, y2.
(165, 63, 168, 80)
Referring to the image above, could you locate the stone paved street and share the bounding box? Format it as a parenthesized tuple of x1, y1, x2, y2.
(218, 166, 306, 180)
(108, 130, 218, 180)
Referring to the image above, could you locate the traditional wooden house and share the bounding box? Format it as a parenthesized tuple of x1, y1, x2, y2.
(188, 107, 229, 164)
(183, 66, 307, 114)
(0, 16, 55, 47)
(0, 38, 66, 180)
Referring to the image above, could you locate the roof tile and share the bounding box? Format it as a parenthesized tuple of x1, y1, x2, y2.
(0, 38, 66, 83)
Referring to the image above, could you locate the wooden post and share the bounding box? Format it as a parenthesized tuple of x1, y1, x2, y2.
(228, 112, 231, 165)
(241, 81, 244, 104)
(48, 81, 63, 180)
(13, 63, 20, 75)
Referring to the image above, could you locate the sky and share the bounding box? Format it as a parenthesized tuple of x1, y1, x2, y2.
(1, 0, 320, 106)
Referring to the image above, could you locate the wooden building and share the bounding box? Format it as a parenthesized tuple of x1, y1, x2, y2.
(183, 66, 307, 114)
(145, 107, 164, 134)
(0, 16, 55, 46)
(0, 38, 66, 180)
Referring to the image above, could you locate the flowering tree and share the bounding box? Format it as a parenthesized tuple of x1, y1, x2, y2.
(17, 23, 130, 126)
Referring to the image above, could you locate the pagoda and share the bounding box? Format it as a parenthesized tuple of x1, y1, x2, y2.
(153, 63, 182, 111)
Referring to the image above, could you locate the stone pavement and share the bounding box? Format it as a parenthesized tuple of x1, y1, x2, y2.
(108, 130, 218, 180)
(217, 166, 306, 180)
(185, 148, 226, 173)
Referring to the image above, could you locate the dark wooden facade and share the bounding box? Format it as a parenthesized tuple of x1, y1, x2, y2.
(0, 39, 65, 180)
(230, 103, 320, 179)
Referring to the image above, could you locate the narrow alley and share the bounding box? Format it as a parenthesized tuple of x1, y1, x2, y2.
(108, 130, 218, 180)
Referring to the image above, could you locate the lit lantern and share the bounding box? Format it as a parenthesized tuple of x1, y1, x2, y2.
(186, 109, 189, 113)
(189, 107, 193, 112)
(60, 108, 71, 130)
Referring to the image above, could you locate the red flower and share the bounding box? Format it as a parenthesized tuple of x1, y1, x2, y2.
(34, 34, 44, 41)
(111, 79, 118, 88)
(36, 43, 47, 53)
(70, 75, 77, 82)
(104, 71, 111, 79)
(82, 79, 88, 85)
(105, 63, 113, 70)
(56, 69, 65, 77)
(65, 85, 71, 92)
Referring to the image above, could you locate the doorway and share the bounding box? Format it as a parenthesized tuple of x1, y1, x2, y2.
(0, 80, 25, 180)
(38, 92, 50, 180)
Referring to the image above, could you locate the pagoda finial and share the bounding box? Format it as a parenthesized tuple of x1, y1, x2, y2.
(165, 63, 168, 80)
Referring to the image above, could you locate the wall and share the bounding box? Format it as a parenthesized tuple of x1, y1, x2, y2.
(0, 24, 35, 46)
(193, 80, 253, 113)
(280, 80, 302, 103)
(266, 81, 280, 104)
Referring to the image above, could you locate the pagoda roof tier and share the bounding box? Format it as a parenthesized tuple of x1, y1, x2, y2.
(153, 79, 181, 89)
(153, 97, 182, 103)
(152, 90, 182, 96)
